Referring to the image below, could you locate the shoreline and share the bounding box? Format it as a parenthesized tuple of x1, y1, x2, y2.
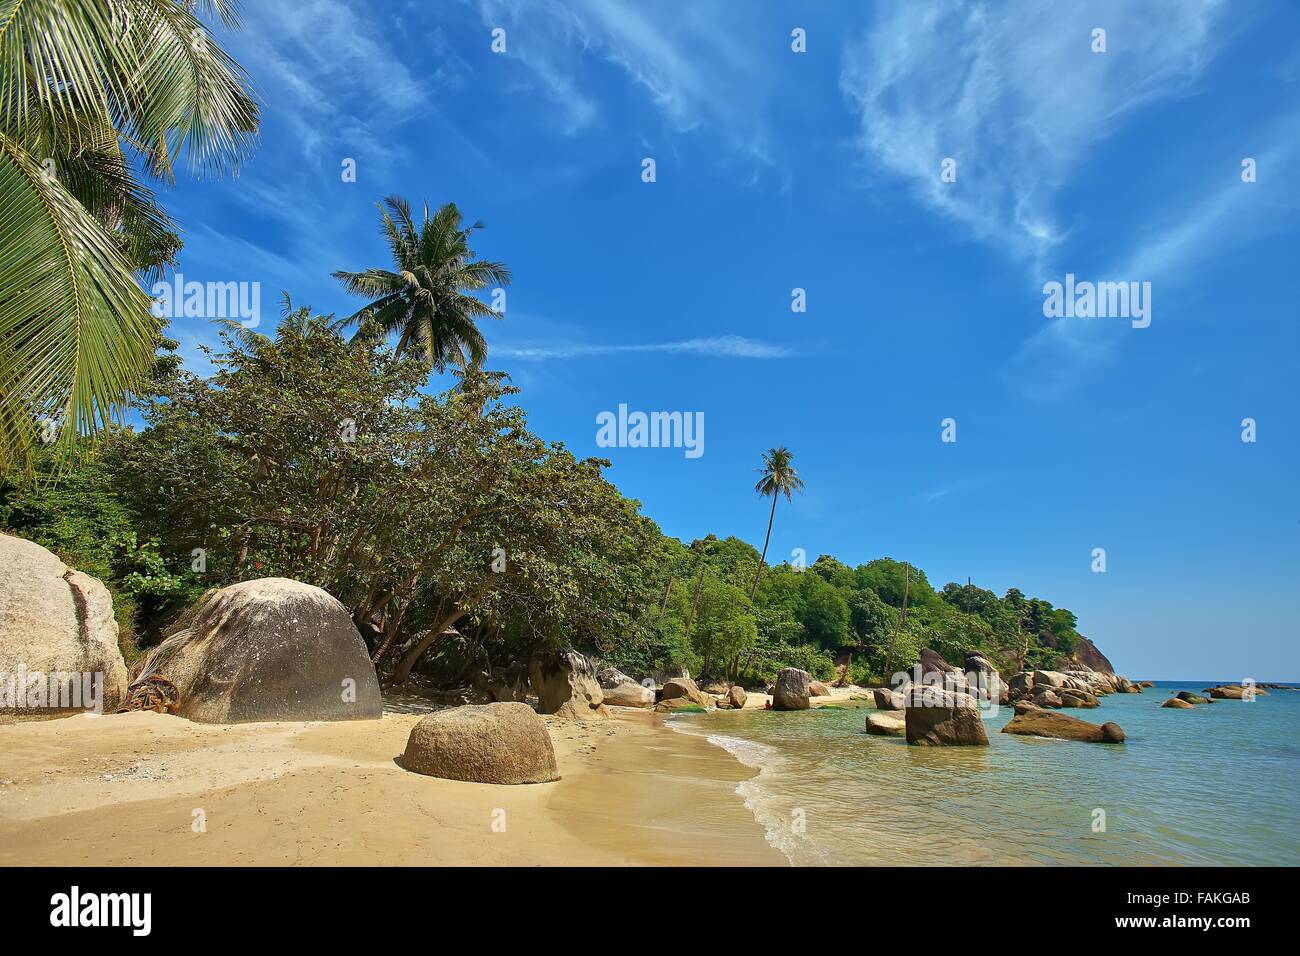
(0, 706, 781, 866)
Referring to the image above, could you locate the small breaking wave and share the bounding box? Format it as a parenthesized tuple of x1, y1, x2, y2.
(692, 730, 831, 866)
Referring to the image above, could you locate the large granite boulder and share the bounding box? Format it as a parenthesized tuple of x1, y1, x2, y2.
(402, 702, 559, 784)
(808, 679, 833, 697)
(865, 712, 906, 737)
(1001, 709, 1125, 743)
(1206, 684, 1262, 700)
(661, 676, 712, 708)
(1162, 697, 1194, 709)
(904, 686, 989, 746)
(135, 578, 381, 723)
(0, 533, 129, 714)
(727, 685, 747, 709)
(529, 648, 609, 720)
(602, 680, 655, 708)
(1177, 691, 1211, 704)
(772, 668, 812, 711)
(1032, 670, 1067, 689)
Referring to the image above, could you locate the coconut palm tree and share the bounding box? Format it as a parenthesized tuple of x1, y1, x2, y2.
(332, 197, 511, 372)
(0, 0, 258, 468)
(750, 446, 805, 599)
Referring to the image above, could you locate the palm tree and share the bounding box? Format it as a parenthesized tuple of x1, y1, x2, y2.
(332, 197, 511, 372)
(0, 0, 258, 469)
(750, 446, 805, 599)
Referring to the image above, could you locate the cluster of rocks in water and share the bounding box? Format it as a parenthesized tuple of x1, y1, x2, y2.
(1161, 684, 1269, 708)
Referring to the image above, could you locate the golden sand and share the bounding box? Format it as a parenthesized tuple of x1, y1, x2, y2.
(0, 706, 783, 866)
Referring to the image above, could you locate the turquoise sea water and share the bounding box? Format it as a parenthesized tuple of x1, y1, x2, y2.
(667, 682, 1300, 866)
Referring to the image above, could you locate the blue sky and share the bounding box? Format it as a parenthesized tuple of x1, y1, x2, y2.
(160, 0, 1299, 680)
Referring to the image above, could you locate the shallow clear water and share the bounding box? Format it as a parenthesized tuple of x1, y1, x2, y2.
(668, 682, 1300, 866)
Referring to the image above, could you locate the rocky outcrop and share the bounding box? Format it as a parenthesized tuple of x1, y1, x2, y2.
(808, 680, 832, 697)
(529, 648, 609, 720)
(0, 533, 129, 714)
(1162, 697, 1194, 709)
(1007, 668, 1137, 708)
(135, 578, 381, 723)
(402, 702, 559, 784)
(772, 668, 812, 711)
(865, 712, 906, 737)
(661, 677, 712, 709)
(1001, 708, 1125, 743)
(727, 685, 747, 709)
(904, 686, 989, 746)
(1177, 691, 1211, 705)
(1069, 635, 1115, 675)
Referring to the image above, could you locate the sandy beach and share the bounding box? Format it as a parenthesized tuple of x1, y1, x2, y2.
(0, 706, 785, 867)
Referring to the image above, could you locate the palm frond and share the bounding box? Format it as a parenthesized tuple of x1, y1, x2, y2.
(0, 131, 159, 463)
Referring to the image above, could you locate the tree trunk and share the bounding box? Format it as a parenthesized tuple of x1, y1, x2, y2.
(659, 575, 674, 613)
(750, 493, 779, 599)
(390, 609, 467, 686)
(683, 568, 706, 642)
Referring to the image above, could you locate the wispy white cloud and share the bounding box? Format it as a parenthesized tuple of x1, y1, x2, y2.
(232, 0, 456, 170)
(1005, 110, 1300, 400)
(492, 335, 794, 360)
(840, 0, 1228, 263)
(466, 0, 772, 153)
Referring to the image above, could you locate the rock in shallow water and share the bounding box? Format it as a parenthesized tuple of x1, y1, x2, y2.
(402, 702, 559, 784)
(1001, 709, 1125, 743)
(1162, 697, 1195, 709)
(904, 686, 989, 746)
(773, 668, 812, 711)
(865, 712, 906, 737)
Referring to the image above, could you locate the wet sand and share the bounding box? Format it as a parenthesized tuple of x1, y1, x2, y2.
(0, 706, 781, 866)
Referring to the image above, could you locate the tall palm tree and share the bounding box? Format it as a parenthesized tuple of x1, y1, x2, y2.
(0, 0, 258, 469)
(750, 446, 805, 599)
(332, 197, 511, 372)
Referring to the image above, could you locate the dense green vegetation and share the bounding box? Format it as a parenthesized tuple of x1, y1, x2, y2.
(1, 305, 1090, 687)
